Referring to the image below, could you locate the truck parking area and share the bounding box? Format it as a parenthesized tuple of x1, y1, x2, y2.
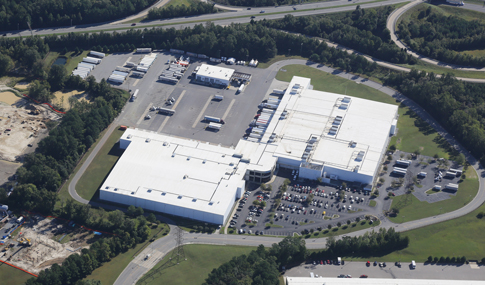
(90, 51, 277, 147)
(380, 151, 463, 203)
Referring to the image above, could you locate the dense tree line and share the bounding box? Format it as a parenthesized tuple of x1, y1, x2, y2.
(385, 70, 485, 164)
(324, 228, 408, 257)
(213, 0, 300, 7)
(398, 6, 485, 67)
(0, 0, 157, 31)
(263, 6, 416, 64)
(204, 237, 306, 285)
(147, 2, 217, 20)
(0, 36, 49, 77)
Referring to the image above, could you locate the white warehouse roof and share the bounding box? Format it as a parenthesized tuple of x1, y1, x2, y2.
(100, 129, 247, 224)
(196, 64, 235, 81)
(237, 76, 398, 183)
(100, 76, 398, 223)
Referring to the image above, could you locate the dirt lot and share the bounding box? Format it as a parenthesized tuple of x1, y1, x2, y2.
(52, 90, 89, 110)
(0, 215, 95, 274)
(0, 99, 60, 162)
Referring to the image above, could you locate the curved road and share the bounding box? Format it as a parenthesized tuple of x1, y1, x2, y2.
(387, 0, 485, 72)
(65, 58, 485, 284)
(6, 0, 408, 38)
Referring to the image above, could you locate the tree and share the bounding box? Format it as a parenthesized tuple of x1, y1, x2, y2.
(0, 53, 13, 76)
(455, 153, 466, 166)
(427, 256, 432, 262)
(48, 64, 67, 90)
(135, 207, 144, 216)
(23, 48, 41, 69)
(28, 80, 53, 102)
(269, 236, 306, 266)
(147, 213, 157, 224)
(127, 205, 136, 217)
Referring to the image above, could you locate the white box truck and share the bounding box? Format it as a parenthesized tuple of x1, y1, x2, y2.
(337, 257, 341, 265)
(411, 260, 416, 269)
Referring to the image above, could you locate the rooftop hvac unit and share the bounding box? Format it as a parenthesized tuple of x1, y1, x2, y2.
(342, 97, 351, 103)
(354, 165, 360, 173)
(339, 104, 349, 110)
(356, 151, 365, 161)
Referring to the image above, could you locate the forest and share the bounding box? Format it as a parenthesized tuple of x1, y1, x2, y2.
(385, 70, 485, 163)
(0, 0, 157, 31)
(204, 237, 306, 285)
(397, 5, 485, 67)
(146, 2, 217, 20)
(263, 6, 416, 65)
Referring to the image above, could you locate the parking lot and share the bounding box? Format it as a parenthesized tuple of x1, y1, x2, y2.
(285, 261, 485, 281)
(90, 51, 278, 147)
(380, 151, 463, 203)
(229, 168, 376, 236)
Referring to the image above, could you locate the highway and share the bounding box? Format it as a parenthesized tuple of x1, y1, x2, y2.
(63, 59, 485, 285)
(6, 0, 408, 38)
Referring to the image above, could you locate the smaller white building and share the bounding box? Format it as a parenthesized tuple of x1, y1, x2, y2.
(196, 64, 235, 86)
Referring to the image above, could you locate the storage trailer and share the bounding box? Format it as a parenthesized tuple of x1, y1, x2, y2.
(89, 51, 105, 58)
(207, 122, 222, 130)
(204, 116, 224, 124)
(130, 89, 139, 101)
(83, 57, 101, 64)
(137, 48, 152, 53)
(158, 108, 176, 115)
(395, 160, 411, 167)
(273, 89, 285, 95)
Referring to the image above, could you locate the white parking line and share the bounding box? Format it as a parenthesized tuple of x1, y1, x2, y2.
(136, 103, 153, 126)
(192, 95, 213, 128)
(222, 98, 236, 121)
(157, 91, 185, 133)
(133, 79, 140, 86)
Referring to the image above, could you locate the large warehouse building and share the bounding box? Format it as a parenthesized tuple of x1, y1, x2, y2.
(100, 76, 398, 224)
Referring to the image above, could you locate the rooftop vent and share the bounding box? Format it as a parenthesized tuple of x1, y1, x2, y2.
(114, 188, 118, 191)
(146, 138, 151, 143)
(203, 159, 207, 164)
(147, 189, 152, 193)
(349, 141, 357, 147)
(192, 198, 197, 202)
(163, 141, 169, 146)
(209, 202, 214, 205)
(131, 192, 135, 195)
(187, 156, 191, 160)
(178, 195, 182, 199)
(356, 151, 365, 161)
(105, 186, 109, 189)
(127, 134, 132, 139)
(161, 192, 166, 196)
(354, 165, 360, 173)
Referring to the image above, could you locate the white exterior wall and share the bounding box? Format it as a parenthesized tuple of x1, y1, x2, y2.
(277, 156, 302, 169)
(323, 165, 373, 184)
(100, 189, 228, 224)
(298, 164, 324, 180)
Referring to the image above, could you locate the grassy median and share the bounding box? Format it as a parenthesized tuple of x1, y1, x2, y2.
(137, 244, 256, 285)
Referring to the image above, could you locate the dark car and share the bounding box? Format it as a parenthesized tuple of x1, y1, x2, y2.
(360, 275, 368, 278)
(247, 7, 251, 10)
(366, 261, 370, 267)
(337, 274, 345, 278)
(250, 16, 255, 19)
(373, 261, 377, 266)
(131, 23, 136, 26)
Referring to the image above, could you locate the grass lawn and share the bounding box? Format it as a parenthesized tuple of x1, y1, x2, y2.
(65, 50, 90, 74)
(276, 64, 397, 105)
(257, 55, 306, 69)
(137, 244, 256, 285)
(348, 198, 485, 262)
(369, 200, 377, 207)
(388, 166, 478, 223)
(43, 51, 60, 69)
(0, 264, 33, 285)
(389, 104, 453, 159)
(399, 59, 485, 80)
(459, 49, 485, 58)
(425, 188, 441, 195)
(76, 128, 126, 201)
(85, 223, 169, 285)
(306, 220, 380, 239)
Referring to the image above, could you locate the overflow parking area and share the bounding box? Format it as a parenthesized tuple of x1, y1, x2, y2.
(89, 50, 277, 146)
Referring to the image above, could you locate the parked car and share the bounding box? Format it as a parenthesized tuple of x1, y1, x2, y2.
(360, 275, 368, 278)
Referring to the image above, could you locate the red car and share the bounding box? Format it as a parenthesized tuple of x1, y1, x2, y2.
(360, 275, 368, 278)
(320, 260, 323, 265)
(366, 261, 370, 267)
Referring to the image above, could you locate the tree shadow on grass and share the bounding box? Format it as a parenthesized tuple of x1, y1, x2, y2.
(404, 109, 437, 136)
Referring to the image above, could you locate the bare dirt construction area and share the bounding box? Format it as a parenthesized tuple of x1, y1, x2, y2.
(0, 100, 60, 162)
(52, 90, 89, 111)
(0, 215, 97, 274)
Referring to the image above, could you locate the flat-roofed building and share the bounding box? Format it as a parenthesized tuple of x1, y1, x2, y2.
(195, 64, 235, 86)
